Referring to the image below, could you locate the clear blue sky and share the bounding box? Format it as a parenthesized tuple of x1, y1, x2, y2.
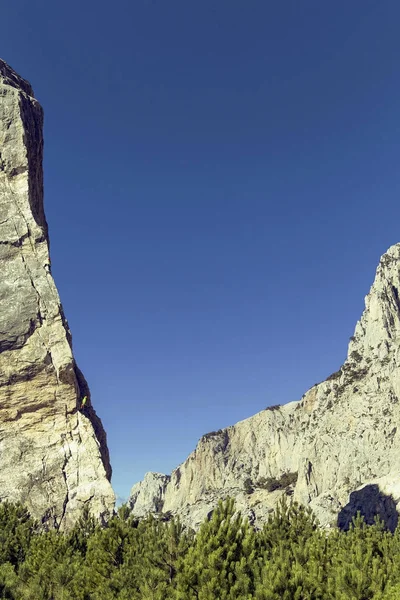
(2, 1, 400, 501)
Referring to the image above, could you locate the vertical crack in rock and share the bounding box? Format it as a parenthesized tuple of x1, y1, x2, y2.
(0, 59, 115, 528)
(59, 438, 71, 530)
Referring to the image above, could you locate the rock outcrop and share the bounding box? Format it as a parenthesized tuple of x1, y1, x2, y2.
(129, 473, 171, 518)
(130, 244, 400, 530)
(0, 59, 115, 529)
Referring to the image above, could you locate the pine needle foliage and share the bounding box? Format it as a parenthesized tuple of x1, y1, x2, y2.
(0, 499, 400, 598)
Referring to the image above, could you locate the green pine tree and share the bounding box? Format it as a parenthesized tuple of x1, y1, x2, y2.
(0, 501, 36, 568)
(175, 498, 255, 600)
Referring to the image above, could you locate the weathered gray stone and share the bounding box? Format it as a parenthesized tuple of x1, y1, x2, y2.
(130, 244, 400, 529)
(129, 472, 171, 517)
(0, 59, 115, 529)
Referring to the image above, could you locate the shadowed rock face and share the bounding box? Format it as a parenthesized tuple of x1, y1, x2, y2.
(0, 59, 115, 529)
(337, 485, 398, 532)
(130, 244, 400, 529)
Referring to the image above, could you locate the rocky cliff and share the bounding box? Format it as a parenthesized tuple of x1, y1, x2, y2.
(130, 244, 400, 529)
(0, 59, 115, 529)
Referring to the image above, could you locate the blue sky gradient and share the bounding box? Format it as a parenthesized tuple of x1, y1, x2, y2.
(2, 1, 400, 500)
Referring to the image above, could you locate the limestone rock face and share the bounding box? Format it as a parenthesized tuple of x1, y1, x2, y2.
(129, 472, 171, 517)
(130, 244, 400, 529)
(0, 59, 115, 529)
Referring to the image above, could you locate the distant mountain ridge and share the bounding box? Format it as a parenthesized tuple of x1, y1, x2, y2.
(129, 244, 400, 529)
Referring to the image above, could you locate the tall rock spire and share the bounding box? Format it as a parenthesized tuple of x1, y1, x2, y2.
(0, 59, 115, 528)
(348, 243, 400, 361)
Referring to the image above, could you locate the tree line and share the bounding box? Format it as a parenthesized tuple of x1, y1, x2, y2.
(1, 496, 400, 599)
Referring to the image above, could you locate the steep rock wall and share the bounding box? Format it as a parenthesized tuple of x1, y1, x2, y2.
(0, 59, 115, 529)
(130, 244, 400, 529)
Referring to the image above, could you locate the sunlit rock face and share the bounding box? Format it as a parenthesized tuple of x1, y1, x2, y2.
(0, 59, 115, 529)
(129, 472, 171, 518)
(130, 244, 400, 529)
